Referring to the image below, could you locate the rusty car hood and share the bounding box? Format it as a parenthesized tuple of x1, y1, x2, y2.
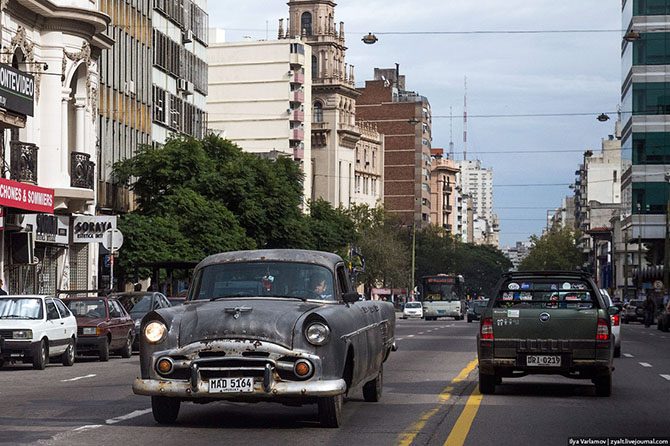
(177, 298, 322, 349)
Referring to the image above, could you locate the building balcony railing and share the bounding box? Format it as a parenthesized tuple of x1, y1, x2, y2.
(291, 71, 305, 84)
(290, 90, 304, 103)
(291, 110, 305, 122)
(443, 204, 453, 211)
(443, 224, 453, 231)
(290, 129, 305, 141)
(71, 152, 95, 190)
(293, 146, 304, 161)
(10, 141, 38, 184)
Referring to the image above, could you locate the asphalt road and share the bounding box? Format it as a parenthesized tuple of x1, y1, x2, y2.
(0, 316, 668, 445)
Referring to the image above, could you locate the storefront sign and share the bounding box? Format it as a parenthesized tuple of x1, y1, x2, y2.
(0, 63, 34, 116)
(21, 214, 69, 245)
(0, 178, 54, 213)
(73, 216, 117, 242)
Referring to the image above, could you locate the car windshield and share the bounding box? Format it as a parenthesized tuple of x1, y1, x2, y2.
(495, 279, 597, 309)
(65, 300, 106, 318)
(0, 298, 43, 320)
(191, 261, 336, 301)
(116, 294, 153, 315)
(405, 302, 422, 309)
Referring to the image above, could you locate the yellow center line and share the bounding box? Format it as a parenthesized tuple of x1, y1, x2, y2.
(443, 389, 483, 446)
(397, 358, 478, 446)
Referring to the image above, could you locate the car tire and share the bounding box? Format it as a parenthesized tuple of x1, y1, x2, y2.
(99, 338, 110, 362)
(663, 319, 670, 333)
(61, 338, 75, 366)
(467, 316, 472, 323)
(362, 366, 383, 402)
(614, 345, 621, 358)
(120, 334, 133, 359)
(317, 393, 343, 428)
(594, 373, 612, 397)
(479, 370, 496, 395)
(0, 358, 4, 368)
(32, 339, 48, 370)
(151, 396, 180, 424)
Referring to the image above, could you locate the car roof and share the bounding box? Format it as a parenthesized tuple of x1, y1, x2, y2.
(1, 295, 53, 299)
(197, 249, 344, 271)
(502, 271, 593, 279)
(63, 296, 109, 301)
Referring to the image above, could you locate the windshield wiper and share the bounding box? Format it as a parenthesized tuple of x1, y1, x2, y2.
(210, 293, 250, 301)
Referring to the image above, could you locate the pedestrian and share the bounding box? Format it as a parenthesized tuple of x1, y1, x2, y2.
(643, 293, 656, 328)
(0, 279, 7, 295)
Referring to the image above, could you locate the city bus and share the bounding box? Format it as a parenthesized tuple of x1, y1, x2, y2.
(419, 274, 466, 321)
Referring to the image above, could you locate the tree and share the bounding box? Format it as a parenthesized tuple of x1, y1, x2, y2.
(519, 227, 583, 272)
(306, 199, 356, 256)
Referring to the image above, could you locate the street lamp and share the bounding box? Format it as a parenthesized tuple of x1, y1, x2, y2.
(362, 33, 379, 45)
(623, 30, 641, 42)
(597, 113, 610, 122)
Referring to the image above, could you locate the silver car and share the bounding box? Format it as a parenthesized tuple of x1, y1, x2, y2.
(133, 250, 396, 428)
(600, 289, 621, 358)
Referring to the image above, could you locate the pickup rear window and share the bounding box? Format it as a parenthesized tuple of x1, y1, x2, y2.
(495, 279, 600, 309)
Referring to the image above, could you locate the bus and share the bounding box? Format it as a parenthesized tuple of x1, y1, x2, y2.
(419, 274, 466, 321)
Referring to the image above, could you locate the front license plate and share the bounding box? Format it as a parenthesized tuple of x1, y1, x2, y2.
(438, 310, 445, 314)
(208, 377, 254, 393)
(526, 355, 561, 367)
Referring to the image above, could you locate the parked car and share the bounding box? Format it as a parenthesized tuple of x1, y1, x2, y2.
(600, 290, 621, 358)
(477, 271, 616, 397)
(402, 301, 423, 319)
(0, 295, 77, 369)
(622, 299, 645, 324)
(64, 297, 135, 361)
(132, 249, 397, 428)
(657, 301, 670, 332)
(112, 292, 171, 350)
(467, 299, 489, 323)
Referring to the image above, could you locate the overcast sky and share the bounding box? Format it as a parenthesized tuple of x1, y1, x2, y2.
(208, 1, 621, 247)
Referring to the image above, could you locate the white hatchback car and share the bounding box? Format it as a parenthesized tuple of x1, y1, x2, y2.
(402, 301, 424, 319)
(600, 289, 621, 358)
(0, 295, 77, 369)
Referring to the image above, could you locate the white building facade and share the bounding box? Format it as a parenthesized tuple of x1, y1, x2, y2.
(207, 37, 313, 202)
(456, 159, 499, 246)
(1, 0, 112, 294)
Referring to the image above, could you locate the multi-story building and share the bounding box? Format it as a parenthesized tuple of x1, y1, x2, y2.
(1, 0, 111, 293)
(456, 159, 499, 246)
(207, 36, 313, 202)
(354, 121, 384, 207)
(620, 0, 669, 288)
(503, 242, 532, 271)
(286, 0, 361, 208)
(429, 148, 459, 234)
(357, 67, 432, 226)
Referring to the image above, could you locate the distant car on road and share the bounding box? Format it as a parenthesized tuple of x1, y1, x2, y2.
(0, 295, 76, 369)
(402, 301, 423, 319)
(112, 292, 170, 350)
(622, 299, 645, 324)
(657, 301, 670, 332)
(64, 297, 135, 361)
(600, 290, 621, 358)
(132, 249, 396, 428)
(467, 299, 489, 323)
(477, 271, 616, 397)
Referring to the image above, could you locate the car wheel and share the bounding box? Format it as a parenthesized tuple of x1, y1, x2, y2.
(317, 393, 343, 428)
(362, 366, 383, 402)
(99, 338, 110, 362)
(120, 334, 133, 359)
(32, 339, 48, 370)
(614, 345, 621, 358)
(467, 316, 472, 323)
(151, 396, 180, 424)
(479, 370, 496, 395)
(663, 319, 670, 333)
(0, 358, 4, 368)
(594, 373, 612, 397)
(61, 338, 75, 366)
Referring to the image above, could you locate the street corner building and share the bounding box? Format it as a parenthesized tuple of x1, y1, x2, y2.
(0, 0, 113, 295)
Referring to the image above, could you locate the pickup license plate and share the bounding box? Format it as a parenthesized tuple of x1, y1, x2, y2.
(526, 355, 561, 367)
(437, 310, 445, 314)
(208, 377, 254, 393)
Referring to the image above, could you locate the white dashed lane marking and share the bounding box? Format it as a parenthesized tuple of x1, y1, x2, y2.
(106, 409, 152, 425)
(623, 353, 634, 358)
(418, 332, 425, 335)
(639, 362, 653, 368)
(60, 374, 97, 382)
(407, 335, 415, 338)
(660, 375, 670, 381)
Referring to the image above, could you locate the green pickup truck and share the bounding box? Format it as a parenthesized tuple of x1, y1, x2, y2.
(477, 271, 616, 397)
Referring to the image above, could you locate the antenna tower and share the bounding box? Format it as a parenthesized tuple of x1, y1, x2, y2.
(463, 76, 468, 161)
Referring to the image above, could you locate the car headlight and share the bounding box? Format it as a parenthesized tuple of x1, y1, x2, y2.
(82, 327, 98, 335)
(12, 329, 33, 340)
(305, 322, 330, 346)
(144, 321, 167, 344)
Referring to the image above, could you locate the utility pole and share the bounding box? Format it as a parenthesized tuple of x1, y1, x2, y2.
(410, 222, 416, 300)
(624, 231, 629, 300)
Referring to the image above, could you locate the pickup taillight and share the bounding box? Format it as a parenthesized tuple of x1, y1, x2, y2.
(480, 317, 494, 341)
(596, 318, 610, 341)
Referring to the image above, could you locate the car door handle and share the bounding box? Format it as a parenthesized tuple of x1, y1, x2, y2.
(60, 322, 64, 325)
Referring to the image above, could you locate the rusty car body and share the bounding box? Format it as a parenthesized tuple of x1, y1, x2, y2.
(132, 249, 396, 428)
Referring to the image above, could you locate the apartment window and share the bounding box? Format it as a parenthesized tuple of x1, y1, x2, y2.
(632, 82, 670, 114)
(634, 33, 670, 65)
(633, 132, 670, 164)
(301, 12, 313, 36)
(634, 0, 670, 15)
(313, 101, 323, 122)
(632, 182, 670, 214)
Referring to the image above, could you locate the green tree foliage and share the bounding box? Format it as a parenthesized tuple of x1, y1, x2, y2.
(519, 227, 583, 272)
(306, 199, 356, 255)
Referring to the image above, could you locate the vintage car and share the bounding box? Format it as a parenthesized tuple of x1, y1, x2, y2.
(133, 249, 396, 428)
(64, 297, 135, 361)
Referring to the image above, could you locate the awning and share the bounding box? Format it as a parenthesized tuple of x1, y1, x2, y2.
(0, 178, 54, 214)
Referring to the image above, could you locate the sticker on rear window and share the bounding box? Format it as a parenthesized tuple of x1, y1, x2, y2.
(521, 282, 532, 290)
(550, 284, 558, 291)
(502, 292, 513, 301)
(507, 309, 519, 318)
(562, 282, 571, 290)
(519, 292, 532, 301)
(508, 283, 520, 290)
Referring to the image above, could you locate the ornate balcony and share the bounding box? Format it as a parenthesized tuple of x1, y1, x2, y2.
(10, 141, 38, 184)
(71, 152, 95, 190)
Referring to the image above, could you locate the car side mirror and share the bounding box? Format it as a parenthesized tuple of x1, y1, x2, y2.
(607, 306, 619, 316)
(343, 292, 359, 304)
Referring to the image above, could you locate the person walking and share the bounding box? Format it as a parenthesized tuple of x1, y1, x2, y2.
(643, 293, 656, 328)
